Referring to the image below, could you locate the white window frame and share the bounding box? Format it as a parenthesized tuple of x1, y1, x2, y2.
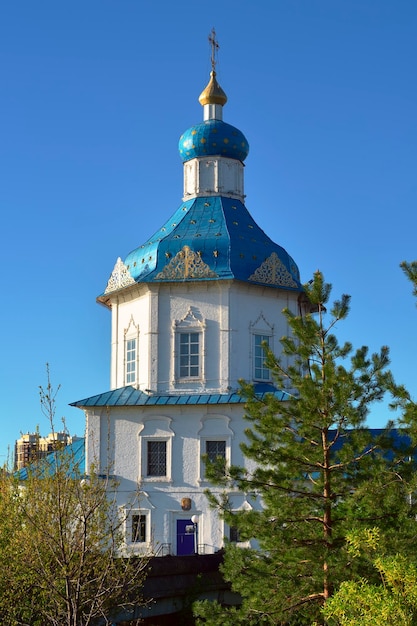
(131, 512, 147, 543)
(124, 317, 139, 386)
(173, 309, 206, 385)
(223, 500, 253, 548)
(141, 437, 172, 482)
(125, 337, 137, 384)
(146, 440, 167, 477)
(253, 333, 271, 382)
(178, 331, 201, 379)
(203, 438, 227, 479)
(138, 417, 174, 483)
(205, 440, 227, 464)
(126, 509, 151, 551)
(250, 313, 274, 383)
(198, 415, 233, 483)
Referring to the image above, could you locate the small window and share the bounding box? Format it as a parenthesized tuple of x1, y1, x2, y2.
(132, 514, 147, 543)
(179, 332, 200, 378)
(205, 440, 226, 478)
(126, 338, 137, 384)
(254, 334, 271, 381)
(147, 441, 167, 477)
(206, 440, 226, 463)
(229, 526, 241, 543)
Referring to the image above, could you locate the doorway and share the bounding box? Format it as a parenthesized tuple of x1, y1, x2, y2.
(176, 519, 196, 555)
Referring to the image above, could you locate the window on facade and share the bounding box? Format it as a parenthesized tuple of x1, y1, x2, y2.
(254, 334, 271, 381)
(131, 514, 146, 543)
(179, 332, 200, 378)
(206, 440, 226, 463)
(126, 338, 137, 384)
(205, 440, 226, 478)
(147, 441, 167, 476)
(229, 525, 241, 543)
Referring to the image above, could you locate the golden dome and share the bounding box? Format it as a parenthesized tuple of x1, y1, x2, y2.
(198, 71, 228, 106)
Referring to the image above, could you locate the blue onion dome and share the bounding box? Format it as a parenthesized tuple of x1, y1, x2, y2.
(178, 69, 249, 163)
(179, 120, 249, 162)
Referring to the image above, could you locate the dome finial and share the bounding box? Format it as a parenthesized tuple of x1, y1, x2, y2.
(199, 29, 227, 111)
(208, 27, 219, 73)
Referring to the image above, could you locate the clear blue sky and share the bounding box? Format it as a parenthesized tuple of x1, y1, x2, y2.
(1, 1, 417, 463)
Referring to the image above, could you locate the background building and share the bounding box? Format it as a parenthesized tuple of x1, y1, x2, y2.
(14, 431, 74, 470)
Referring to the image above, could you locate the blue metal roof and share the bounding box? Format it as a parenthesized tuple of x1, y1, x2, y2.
(179, 120, 249, 162)
(118, 196, 301, 291)
(16, 438, 85, 480)
(70, 384, 291, 409)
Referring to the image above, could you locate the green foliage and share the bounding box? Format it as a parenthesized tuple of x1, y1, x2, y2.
(401, 261, 417, 302)
(196, 272, 416, 625)
(0, 366, 147, 626)
(323, 529, 417, 625)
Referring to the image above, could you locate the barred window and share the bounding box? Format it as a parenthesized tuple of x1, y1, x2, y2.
(147, 441, 167, 477)
(206, 440, 226, 463)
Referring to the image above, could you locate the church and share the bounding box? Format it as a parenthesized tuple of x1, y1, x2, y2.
(72, 40, 307, 556)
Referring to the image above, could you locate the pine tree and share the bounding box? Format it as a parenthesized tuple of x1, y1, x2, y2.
(194, 271, 416, 625)
(320, 262, 417, 626)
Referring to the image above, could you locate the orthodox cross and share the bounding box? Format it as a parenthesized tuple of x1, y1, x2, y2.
(208, 28, 219, 71)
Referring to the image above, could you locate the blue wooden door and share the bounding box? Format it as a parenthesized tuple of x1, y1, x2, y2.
(176, 519, 195, 555)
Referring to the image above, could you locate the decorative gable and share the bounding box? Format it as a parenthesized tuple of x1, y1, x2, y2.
(104, 257, 135, 294)
(248, 252, 298, 288)
(250, 312, 274, 334)
(155, 245, 218, 280)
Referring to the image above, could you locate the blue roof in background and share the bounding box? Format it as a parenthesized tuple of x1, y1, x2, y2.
(70, 384, 291, 409)
(329, 427, 414, 461)
(118, 196, 301, 291)
(16, 438, 85, 480)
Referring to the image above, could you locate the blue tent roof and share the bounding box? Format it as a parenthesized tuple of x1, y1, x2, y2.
(114, 196, 301, 291)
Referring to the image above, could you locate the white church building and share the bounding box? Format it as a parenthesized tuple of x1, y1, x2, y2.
(72, 51, 307, 557)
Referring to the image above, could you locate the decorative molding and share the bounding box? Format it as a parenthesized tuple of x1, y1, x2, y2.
(104, 257, 135, 294)
(248, 252, 297, 288)
(250, 312, 274, 333)
(174, 307, 204, 329)
(155, 245, 218, 280)
(124, 315, 139, 337)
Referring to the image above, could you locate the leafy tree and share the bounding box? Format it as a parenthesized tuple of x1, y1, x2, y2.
(323, 528, 417, 626)
(0, 366, 147, 626)
(194, 271, 416, 625)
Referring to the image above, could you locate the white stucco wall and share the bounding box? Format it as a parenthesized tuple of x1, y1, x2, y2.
(108, 280, 300, 394)
(183, 156, 244, 201)
(85, 402, 259, 555)
(89, 279, 301, 554)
